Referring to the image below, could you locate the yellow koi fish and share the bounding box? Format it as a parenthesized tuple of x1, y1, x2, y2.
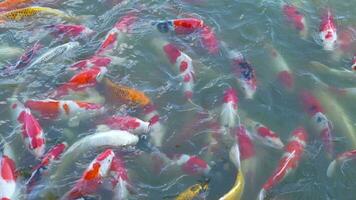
(0, 6, 71, 22)
(175, 180, 209, 200)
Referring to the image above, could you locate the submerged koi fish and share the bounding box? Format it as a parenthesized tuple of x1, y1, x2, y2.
(0, 154, 17, 200)
(244, 119, 284, 149)
(142, 103, 166, 147)
(155, 18, 204, 34)
(69, 56, 112, 71)
(25, 99, 105, 127)
(27, 142, 67, 192)
(319, 9, 337, 51)
(0, 6, 72, 22)
(257, 127, 307, 200)
(109, 155, 131, 199)
(227, 50, 257, 99)
(220, 88, 239, 128)
(96, 13, 138, 55)
(327, 149, 356, 177)
(171, 154, 211, 176)
(300, 91, 333, 157)
(0, 0, 34, 12)
(99, 115, 150, 135)
(175, 180, 209, 200)
(351, 54, 356, 71)
(52, 67, 107, 98)
(64, 149, 115, 200)
(9, 99, 45, 158)
(46, 24, 95, 40)
(282, 4, 308, 39)
(199, 24, 219, 55)
(99, 77, 151, 107)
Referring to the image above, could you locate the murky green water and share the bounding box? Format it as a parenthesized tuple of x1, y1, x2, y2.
(1, 0, 356, 199)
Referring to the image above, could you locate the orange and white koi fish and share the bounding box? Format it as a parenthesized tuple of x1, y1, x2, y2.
(0, 0, 34, 11)
(99, 115, 150, 135)
(63, 149, 115, 200)
(155, 18, 204, 34)
(51, 67, 107, 98)
(300, 91, 333, 158)
(245, 119, 284, 150)
(0, 153, 17, 200)
(327, 149, 356, 177)
(69, 56, 112, 71)
(143, 103, 166, 147)
(282, 4, 308, 39)
(109, 155, 131, 199)
(319, 9, 337, 51)
(96, 13, 138, 55)
(25, 99, 105, 126)
(27, 142, 67, 192)
(257, 127, 307, 200)
(9, 99, 45, 158)
(227, 50, 257, 99)
(220, 88, 239, 128)
(46, 24, 95, 40)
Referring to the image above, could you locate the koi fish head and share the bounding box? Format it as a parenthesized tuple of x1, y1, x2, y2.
(319, 9, 337, 51)
(283, 4, 305, 31)
(223, 88, 238, 105)
(256, 126, 284, 149)
(290, 127, 308, 145)
(181, 155, 210, 175)
(83, 149, 115, 181)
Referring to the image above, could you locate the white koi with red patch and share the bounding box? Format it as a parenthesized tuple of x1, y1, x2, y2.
(100, 115, 150, 135)
(173, 154, 211, 176)
(0, 154, 16, 200)
(220, 88, 238, 128)
(143, 104, 166, 147)
(257, 127, 307, 200)
(69, 56, 112, 71)
(9, 100, 45, 158)
(327, 149, 356, 177)
(319, 9, 337, 51)
(64, 149, 115, 200)
(110, 155, 131, 200)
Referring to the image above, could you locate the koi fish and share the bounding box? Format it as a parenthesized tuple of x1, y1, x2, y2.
(327, 149, 356, 177)
(175, 180, 209, 200)
(257, 127, 307, 200)
(0, 6, 72, 23)
(25, 99, 105, 126)
(300, 91, 333, 157)
(46, 24, 95, 40)
(245, 119, 284, 149)
(220, 88, 239, 128)
(69, 56, 112, 71)
(199, 24, 219, 55)
(309, 61, 356, 85)
(319, 9, 337, 51)
(52, 67, 107, 98)
(282, 4, 308, 39)
(96, 13, 138, 55)
(171, 154, 211, 176)
(109, 155, 131, 200)
(0, 154, 17, 200)
(265, 44, 294, 90)
(227, 50, 257, 99)
(64, 149, 115, 200)
(351, 54, 356, 71)
(155, 18, 204, 34)
(0, 0, 34, 12)
(143, 103, 166, 147)
(27, 142, 67, 192)
(160, 41, 196, 99)
(219, 142, 244, 200)
(99, 77, 151, 107)
(9, 99, 45, 158)
(99, 115, 150, 135)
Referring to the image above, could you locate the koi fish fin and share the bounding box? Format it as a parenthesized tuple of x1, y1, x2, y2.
(326, 159, 338, 177)
(229, 144, 241, 169)
(257, 189, 267, 200)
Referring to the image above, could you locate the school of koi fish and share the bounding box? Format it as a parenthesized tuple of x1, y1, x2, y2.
(1, 0, 356, 199)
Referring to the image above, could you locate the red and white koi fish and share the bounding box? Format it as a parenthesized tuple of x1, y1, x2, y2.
(0, 154, 16, 200)
(171, 154, 211, 176)
(161, 42, 196, 99)
(265, 44, 294, 90)
(257, 127, 308, 200)
(327, 149, 356, 177)
(199, 24, 219, 55)
(69, 56, 112, 71)
(227, 50, 257, 99)
(63, 149, 115, 200)
(25, 99, 105, 126)
(46, 24, 94, 40)
(9, 100, 45, 158)
(220, 88, 239, 128)
(351, 54, 356, 71)
(96, 13, 138, 55)
(27, 142, 67, 192)
(109, 155, 131, 199)
(282, 4, 308, 39)
(155, 18, 204, 34)
(245, 119, 284, 149)
(143, 104, 166, 147)
(319, 9, 337, 51)
(51, 67, 107, 98)
(234, 125, 256, 171)
(99, 115, 150, 135)
(300, 91, 333, 157)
